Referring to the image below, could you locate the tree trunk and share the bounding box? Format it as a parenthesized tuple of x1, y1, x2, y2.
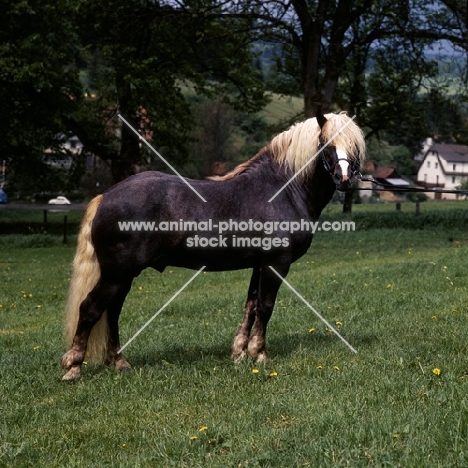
(292, 0, 330, 117)
(111, 78, 142, 183)
(110, 123, 140, 183)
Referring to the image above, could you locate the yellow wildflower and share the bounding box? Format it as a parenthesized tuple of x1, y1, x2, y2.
(268, 371, 278, 378)
(432, 368, 441, 376)
(252, 369, 259, 374)
(308, 328, 315, 333)
(199, 426, 208, 432)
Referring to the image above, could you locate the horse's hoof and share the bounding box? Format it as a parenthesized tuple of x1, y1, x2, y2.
(254, 351, 269, 364)
(231, 350, 248, 363)
(62, 365, 81, 381)
(115, 357, 132, 372)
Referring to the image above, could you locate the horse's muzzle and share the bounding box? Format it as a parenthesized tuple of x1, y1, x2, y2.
(334, 171, 359, 191)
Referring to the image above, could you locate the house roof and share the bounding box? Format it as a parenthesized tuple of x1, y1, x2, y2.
(370, 166, 410, 188)
(428, 143, 468, 163)
(382, 178, 410, 186)
(374, 167, 399, 178)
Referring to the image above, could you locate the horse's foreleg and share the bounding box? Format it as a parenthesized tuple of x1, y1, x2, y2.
(231, 267, 260, 362)
(247, 264, 288, 363)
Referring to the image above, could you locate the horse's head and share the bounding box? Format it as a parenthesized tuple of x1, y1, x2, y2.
(317, 110, 362, 191)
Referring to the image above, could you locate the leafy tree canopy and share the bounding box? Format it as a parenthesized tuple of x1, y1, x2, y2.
(1, 0, 467, 192)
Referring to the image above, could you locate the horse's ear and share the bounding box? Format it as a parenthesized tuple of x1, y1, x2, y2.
(316, 108, 327, 129)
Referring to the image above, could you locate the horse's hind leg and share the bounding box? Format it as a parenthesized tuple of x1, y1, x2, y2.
(247, 264, 288, 363)
(231, 267, 260, 362)
(104, 278, 133, 371)
(62, 276, 129, 380)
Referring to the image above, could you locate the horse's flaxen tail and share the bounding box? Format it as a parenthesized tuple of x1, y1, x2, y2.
(64, 194, 108, 363)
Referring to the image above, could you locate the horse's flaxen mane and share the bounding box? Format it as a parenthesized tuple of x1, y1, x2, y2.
(208, 112, 366, 182)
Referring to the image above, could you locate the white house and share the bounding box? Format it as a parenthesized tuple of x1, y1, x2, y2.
(416, 142, 468, 200)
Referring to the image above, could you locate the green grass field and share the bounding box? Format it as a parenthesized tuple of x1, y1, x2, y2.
(1, 205, 468, 467)
(259, 93, 304, 125)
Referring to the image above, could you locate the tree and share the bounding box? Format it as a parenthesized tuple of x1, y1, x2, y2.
(67, 0, 268, 182)
(0, 0, 82, 191)
(223, 0, 417, 116)
(3, 0, 467, 191)
(1, 0, 268, 186)
(221, 1, 467, 126)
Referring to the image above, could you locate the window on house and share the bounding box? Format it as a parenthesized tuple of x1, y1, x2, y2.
(427, 161, 430, 168)
(452, 176, 456, 184)
(435, 162, 438, 169)
(453, 164, 456, 171)
(424, 174, 427, 182)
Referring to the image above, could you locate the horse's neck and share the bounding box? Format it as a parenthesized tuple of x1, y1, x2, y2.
(233, 153, 335, 220)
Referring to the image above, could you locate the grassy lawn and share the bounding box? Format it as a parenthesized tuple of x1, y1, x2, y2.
(1, 207, 468, 466)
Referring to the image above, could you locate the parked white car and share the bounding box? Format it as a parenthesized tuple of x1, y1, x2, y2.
(48, 196, 71, 205)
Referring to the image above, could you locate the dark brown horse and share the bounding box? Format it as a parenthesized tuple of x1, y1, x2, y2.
(61, 111, 365, 380)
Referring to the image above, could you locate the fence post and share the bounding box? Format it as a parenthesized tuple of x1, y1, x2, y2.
(415, 200, 420, 216)
(396, 203, 401, 211)
(343, 190, 353, 213)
